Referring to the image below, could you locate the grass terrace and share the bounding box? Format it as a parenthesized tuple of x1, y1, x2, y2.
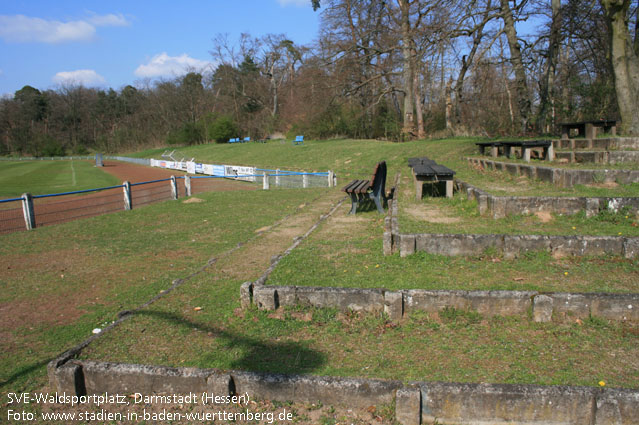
(2, 137, 639, 424)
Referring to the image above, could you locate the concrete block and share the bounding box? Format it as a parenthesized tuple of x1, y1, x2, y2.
(586, 198, 601, 218)
(396, 386, 421, 425)
(80, 361, 216, 395)
(270, 286, 297, 307)
(404, 290, 534, 317)
(232, 372, 400, 408)
(383, 231, 393, 256)
(291, 375, 401, 408)
(551, 293, 591, 320)
(535, 166, 555, 184)
(505, 163, 520, 177)
(253, 286, 277, 310)
(294, 287, 384, 313)
(624, 238, 639, 259)
(416, 233, 501, 256)
(384, 291, 404, 321)
(579, 236, 624, 257)
(49, 361, 84, 395)
(399, 234, 416, 257)
(533, 295, 554, 322)
(420, 382, 597, 425)
(590, 293, 639, 322)
(595, 388, 639, 425)
(503, 235, 551, 258)
(240, 281, 253, 309)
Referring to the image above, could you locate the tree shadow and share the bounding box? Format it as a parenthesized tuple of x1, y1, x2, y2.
(132, 310, 326, 375)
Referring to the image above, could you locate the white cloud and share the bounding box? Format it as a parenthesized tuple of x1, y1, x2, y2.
(87, 13, 130, 27)
(0, 13, 130, 44)
(134, 53, 214, 78)
(277, 0, 310, 6)
(52, 69, 106, 86)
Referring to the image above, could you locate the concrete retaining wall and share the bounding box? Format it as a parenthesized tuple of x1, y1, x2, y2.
(48, 358, 639, 425)
(398, 231, 639, 259)
(556, 150, 639, 165)
(245, 282, 639, 323)
(553, 137, 639, 150)
(468, 157, 639, 188)
(458, 180, 639, 218)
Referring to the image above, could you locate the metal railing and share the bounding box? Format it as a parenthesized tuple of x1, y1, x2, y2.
(0, 168, 336, 234)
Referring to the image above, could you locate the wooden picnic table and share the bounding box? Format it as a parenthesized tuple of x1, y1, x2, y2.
(560, 120, 617, 140)
(476, 140, 554, 162)
(501, 140, 554, 162)
(408, 157, 455, 199)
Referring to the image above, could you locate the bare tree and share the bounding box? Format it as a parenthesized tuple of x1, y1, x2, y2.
(601, 0, 639, 135)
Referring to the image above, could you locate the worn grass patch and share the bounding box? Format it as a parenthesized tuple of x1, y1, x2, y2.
(0, 187, 326, 396)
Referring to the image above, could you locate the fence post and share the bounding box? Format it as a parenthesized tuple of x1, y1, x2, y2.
(263, 173, 270, 190)
(123, 181, 132, 210)
(184, 175, 192, 197)
(276, 169, 280, 187)
(328, 170, 334, 188)
(171, 176, 178, 200)
(303, 172, 309, 188)
(21, 193, 36, 230)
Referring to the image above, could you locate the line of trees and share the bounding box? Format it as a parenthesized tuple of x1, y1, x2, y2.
(1, 0, 637, 156)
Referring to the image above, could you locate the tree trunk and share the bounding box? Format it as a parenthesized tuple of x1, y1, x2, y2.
(500, 0, 531, 134)
(601, 0, 639, 135)
(537, 0, 561, 134)
(399, 0, 415, 138)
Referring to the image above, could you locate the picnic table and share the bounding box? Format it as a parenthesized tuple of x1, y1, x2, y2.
(476, 140, 554, 162)
(408, 157, 455, 199)
(560, 120, 617, 140)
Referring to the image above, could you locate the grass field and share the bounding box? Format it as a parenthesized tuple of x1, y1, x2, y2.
(1, 138, 638, 424)
(0, 160, 121, 198)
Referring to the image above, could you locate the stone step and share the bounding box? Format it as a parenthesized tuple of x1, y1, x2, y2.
(555, 150, 639, 164)
(553, 137, 639, 150)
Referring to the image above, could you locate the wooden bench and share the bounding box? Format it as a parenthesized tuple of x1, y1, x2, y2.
(342, 161, 387, 214)
(292, 135, 304, 145)
(408, 157, 455, 199)
(560, 120, 617, 140)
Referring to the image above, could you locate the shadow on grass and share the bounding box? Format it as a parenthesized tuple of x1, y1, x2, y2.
(0, 358, 52, 390)
(132, 310, 326, 375)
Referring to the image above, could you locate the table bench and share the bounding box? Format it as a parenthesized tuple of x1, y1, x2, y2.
(502, 140, 554, 162)
(293, 135, 304, 145)
(477, 140, 554, 162)
(560, 120, 617, 140)
(408, 157, 455, 199)
(476, 142, 503, 157)
(342, 161, 387, 214)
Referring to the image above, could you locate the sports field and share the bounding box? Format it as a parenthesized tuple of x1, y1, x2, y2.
(1, 138, 638, 424)
(0, 160, 121, 198)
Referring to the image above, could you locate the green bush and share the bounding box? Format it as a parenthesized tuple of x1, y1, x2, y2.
(167, 122, 204, 145)
(38, 135, 65, 157)
(207, 115, 238, 143)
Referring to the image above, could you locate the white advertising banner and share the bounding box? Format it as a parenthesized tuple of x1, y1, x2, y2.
(225, 165, 256, 182)
(186, 161, 196, 174)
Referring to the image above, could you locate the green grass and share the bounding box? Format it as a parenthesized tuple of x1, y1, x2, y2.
(2, 138, 639, 424)
(0, 160, 121, 198)
(0, 187, 325, 395)
(266, 202, 639, 293)
(127, 138, 639, 198)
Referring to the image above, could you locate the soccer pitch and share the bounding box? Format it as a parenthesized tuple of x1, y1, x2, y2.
(0, 160, 121, 198)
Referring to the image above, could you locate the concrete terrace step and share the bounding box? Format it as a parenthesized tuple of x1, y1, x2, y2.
(553, 137, 639, 151)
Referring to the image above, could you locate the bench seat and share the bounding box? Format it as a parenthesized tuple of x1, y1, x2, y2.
(342, 161, 387, 214)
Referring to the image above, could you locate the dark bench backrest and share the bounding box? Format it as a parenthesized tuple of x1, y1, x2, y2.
(370, 161, 387, 197)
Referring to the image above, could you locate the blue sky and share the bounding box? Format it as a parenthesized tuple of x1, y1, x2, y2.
(0, 0, 319, 96)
